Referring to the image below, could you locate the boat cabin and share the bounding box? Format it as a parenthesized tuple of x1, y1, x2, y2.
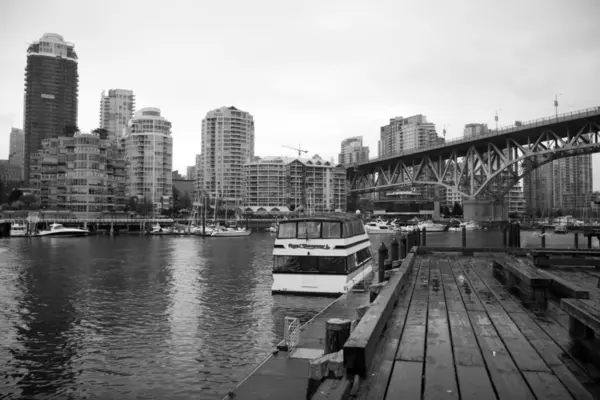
(276, 216, 366, 239)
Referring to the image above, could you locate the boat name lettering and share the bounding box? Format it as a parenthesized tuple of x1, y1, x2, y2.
(288, 244, 330, 249)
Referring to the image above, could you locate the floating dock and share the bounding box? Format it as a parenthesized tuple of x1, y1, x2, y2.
(225, 247, 600, 400)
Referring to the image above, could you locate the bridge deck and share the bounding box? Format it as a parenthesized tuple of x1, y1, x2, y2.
(356, 253, 600, 400)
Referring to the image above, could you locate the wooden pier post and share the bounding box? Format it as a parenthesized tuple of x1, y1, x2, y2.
(516, 223, 521, 248)
(541, 227, 546, 248)
(421, 227, 427, 246)
(390, 237, 399, 261)
(461, 226, 467, 248)
(588, 234, 593, 249)
(574, 232, 579, 249)
(400, 236, 407, 259)
(377, 242, 387, 283)
(325, 318, 352, 355)
(503, 227, 507, 248)
(415, 228, 421, 246)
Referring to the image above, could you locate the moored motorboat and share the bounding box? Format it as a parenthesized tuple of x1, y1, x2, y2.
(10, 222, 28, 237)
(417, 220, 447, 232)
(272, 214, 373, 296)
(554, 224, 568, 234)
(449, 221, 479, 231)
(364, 221, 395, 234)
(38, 223, 89, 237)
(211, 226, 252, 237)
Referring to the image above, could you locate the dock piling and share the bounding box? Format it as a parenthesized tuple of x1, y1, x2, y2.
(574, 232, 579, 249)
(503, 227, 507, 248)
(541, 227, 546, 248)
(421, 227, 427, 246)
(588, 235, 593, 249)
(400, 236, 407, 259)
(377, 243, 387, 283)
(415, 228, 421, 246)
(390, 237, 399, 261)
(461, 226, 467, 248)
(325, 318, 352, 355)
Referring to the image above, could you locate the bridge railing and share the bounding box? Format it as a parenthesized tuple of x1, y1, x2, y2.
(359, 106, 600, 166)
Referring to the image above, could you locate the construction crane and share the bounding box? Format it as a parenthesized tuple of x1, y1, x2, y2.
(282, 144, 309, 157)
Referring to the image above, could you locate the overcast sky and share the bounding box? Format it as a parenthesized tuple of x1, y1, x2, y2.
(1, 0, 599, 186)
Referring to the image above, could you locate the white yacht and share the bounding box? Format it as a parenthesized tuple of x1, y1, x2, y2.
(272, 215, 373, 296)
(149, 224, 172, 235)
(10, 222, 28, 237)
(554, 224, 568, 234)
(211, 226, 252, 237)
(364, 221, 395, 234)
(38, 223, 89, 237)
(417, 220, 448, 232)
(449, 221, 480, 231)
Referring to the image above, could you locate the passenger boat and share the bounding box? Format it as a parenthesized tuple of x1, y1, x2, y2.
(211, 226, 252, 237)
(449, 221, 479, 232)
(38, 223, 89, 237)
(272, 214, 373, 296)
(10, 222, 28, 237)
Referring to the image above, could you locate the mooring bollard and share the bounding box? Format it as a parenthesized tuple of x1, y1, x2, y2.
(378, 242, 387, 283)
(421, 227, 427, 246)
(400, 236, 407, 259)
(390, 236, 399, 261)
(541, 227, 546, 248)
(462, 226, 467, 248)
(325, 318, 352, 355)
(574, 232, 579, 249)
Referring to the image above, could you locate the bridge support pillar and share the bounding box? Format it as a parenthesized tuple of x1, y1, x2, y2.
(462, 199, 507, 222)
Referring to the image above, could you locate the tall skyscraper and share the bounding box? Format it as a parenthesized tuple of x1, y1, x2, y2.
(122, 108, 173, 212)
(9, 128, 24, 179)
(23, 33, 78, 183)
(524, 156, 592, 216)
(339, 136, 369, 166)
(99, 89, 135, 140)
(198, 106, 254, 208)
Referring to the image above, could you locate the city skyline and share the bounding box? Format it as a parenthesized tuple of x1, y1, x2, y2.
(1, 0, 599, 186)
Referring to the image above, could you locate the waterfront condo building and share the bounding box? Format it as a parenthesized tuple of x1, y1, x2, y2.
(9, 128, 25, 179)
(100, 89, 136, 140)
(243, 155, 346, 212)
(197, 106, 254, 208)
(28, 131, 127, 218)
(338, 136, 369, 166)
(122, 108, 173, 212)
(524, 155, 592, 217)
(463, 123, 489, 137)
(23, 33, 78, 183)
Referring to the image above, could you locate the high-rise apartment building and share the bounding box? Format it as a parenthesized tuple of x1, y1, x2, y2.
(198, 106, 254, 208)
(463, 123, 489, 137)
(243, 155, 346, 212)
(100, 89, 135, 140)
(187, 165, 196, 181)
(122, 108, 173, 212)
(28, 131, 127, 217)
(9, 128, 24, 179)
(23, 33, 78, 183)
(339, 136, 369, 166)
(524, 156, 592, 216)
(378, 114, 438, 157)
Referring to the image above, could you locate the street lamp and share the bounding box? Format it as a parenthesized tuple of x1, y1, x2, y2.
(495, 110, 502, 131)
(554, 94, 562, 119)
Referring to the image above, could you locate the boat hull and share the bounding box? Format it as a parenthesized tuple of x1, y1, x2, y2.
(38, 231, 88, 237)
(272, 263, 373, 296)
(211, 230, 252, 237)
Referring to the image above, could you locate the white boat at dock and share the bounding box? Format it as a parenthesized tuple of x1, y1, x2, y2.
(10, 222, 28, 237)
(449, 221, 480, 232)
(272, 214, 373, 296)
(417, 220, 448, 232)
(38, 223, 89, 237)
(211, 226, 252, 237)
(554, 224, 568, 234)
(364, 220, 395, 234)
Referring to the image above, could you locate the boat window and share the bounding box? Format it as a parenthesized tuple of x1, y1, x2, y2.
(356, 248, 372, 265)
(322, 222, 341, 238)
(277, 222, 296, 238)
(298, 221, 321, 239)
(273, 255, 347, 274)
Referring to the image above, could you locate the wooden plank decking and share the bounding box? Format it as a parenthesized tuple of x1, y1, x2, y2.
(355, 253, 600, 400)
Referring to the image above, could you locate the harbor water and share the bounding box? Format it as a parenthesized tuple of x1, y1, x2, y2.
(0, 229, 593, 399)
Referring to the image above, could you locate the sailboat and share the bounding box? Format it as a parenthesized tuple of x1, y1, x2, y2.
(191, 194, 215, 236)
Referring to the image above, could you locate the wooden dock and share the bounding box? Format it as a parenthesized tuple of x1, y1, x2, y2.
(352, 252, 600, 400)
(224, 248, 600, 400)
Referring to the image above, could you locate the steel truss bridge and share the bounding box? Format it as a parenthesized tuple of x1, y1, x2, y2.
(348, 106, 600, 201)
